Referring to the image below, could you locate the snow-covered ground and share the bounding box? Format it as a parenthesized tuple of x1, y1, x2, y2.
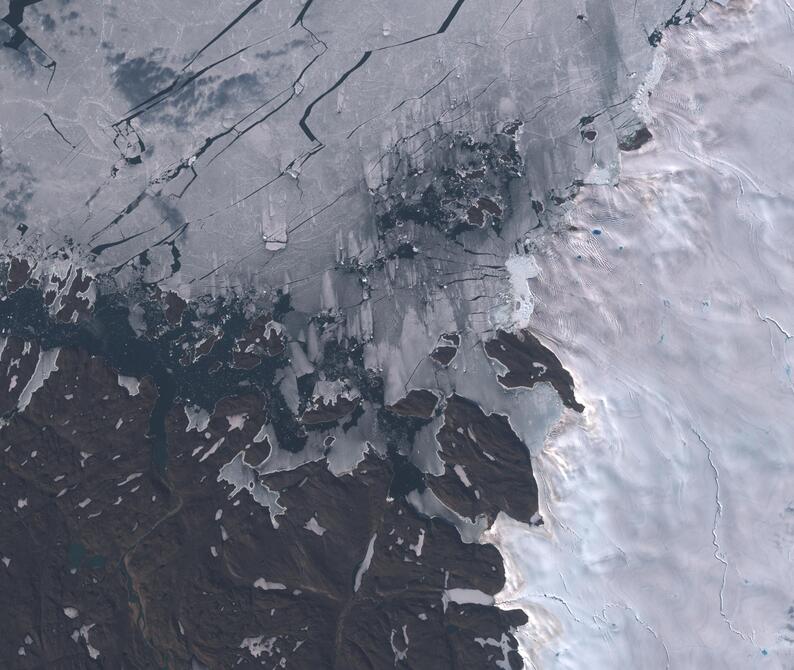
(487, 2, 794, 668)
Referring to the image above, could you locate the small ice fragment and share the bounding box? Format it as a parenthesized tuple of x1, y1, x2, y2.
(353, 534, 377, 592)
(254, 579, 287, 591)
(304, 516, 327, 536)
(117, 374, 140, 396)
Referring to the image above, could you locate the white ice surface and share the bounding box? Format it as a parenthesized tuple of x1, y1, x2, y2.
(487, 3, 794, 669)
(495, 254, 541, 330)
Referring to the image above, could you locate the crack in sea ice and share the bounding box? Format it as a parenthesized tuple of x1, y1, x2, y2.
(499, 593, 584, 625)
(597, 602, 671, 670)
(755, 309, 793, 341)
(755, 309, 794, 391)
(691, 427, 755, 644)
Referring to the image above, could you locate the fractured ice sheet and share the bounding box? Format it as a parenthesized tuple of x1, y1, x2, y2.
(1, 0, 701, 301)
